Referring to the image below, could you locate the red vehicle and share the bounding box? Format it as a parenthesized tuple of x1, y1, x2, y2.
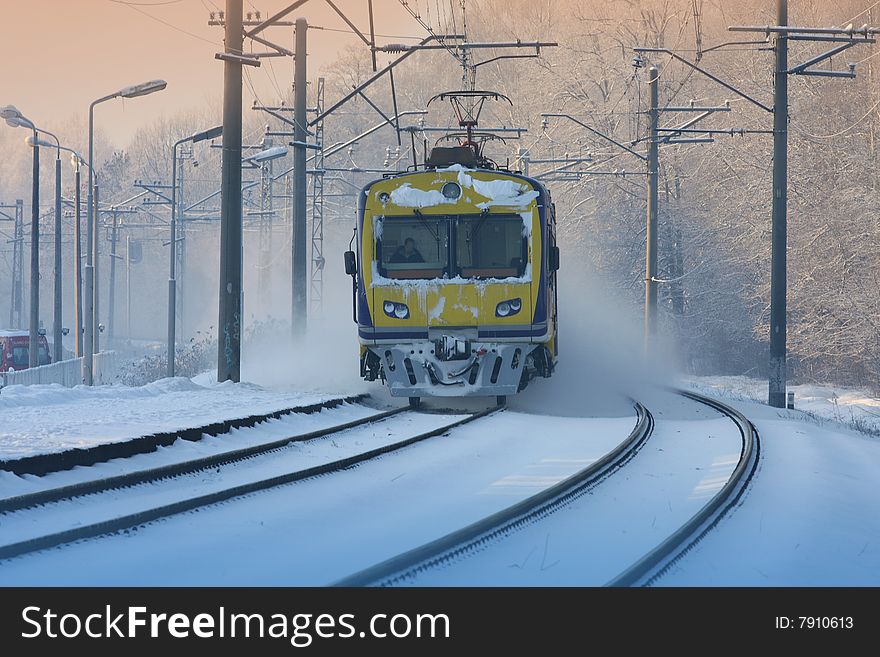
(0, 329, 51, 372)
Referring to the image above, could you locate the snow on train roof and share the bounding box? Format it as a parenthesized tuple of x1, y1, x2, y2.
(387, 165, 540, 210)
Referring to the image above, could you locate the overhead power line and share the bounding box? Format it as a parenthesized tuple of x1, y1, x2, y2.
(110, 1, 220, 45)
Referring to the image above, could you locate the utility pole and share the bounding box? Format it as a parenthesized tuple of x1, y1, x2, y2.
(206, 4, 553, 336)
(217, 0, 244, 383)
(81, 78, 166, 382)
(29, 130, 40, 368)
(15, 200, 24, 329)
(636, 18, 872, 405)
(871, 6, 878, 192)
(126, 235, 132, 341)
(176, 146, 189, 340)
(73, 166, 83, 356)
(310, 77, 325, 315)
(645, 65, 660, 349)
(179, 159, 187, 340)
(517, 147, 530, 176)
(726, 8, 877, 406)
(259, 134, 274, 307)
(367, 0, 377, 71)
(93, 182, 100, 354)
(53, 150, 62, 363)
(292, 16, 308, 337)
(107, 210, 119, 345)
(168, 123, 222, 377)
(169, 152, 182, 378)
(768, 0, 788, 409)
(3, 200, 24, 328)
(84, 178, 95, 384)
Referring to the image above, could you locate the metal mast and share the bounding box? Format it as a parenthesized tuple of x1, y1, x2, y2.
(768, 0, 789, 408)
(217, 0, 244, 382)
(309, 76, 325, 314)
(291, 17, 308, 336)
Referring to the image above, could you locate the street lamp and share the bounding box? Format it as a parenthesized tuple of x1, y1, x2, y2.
(85, 80, 167, 385)
(167, 124, 222, 377)
(28, 135, 92, 359)
(1, 105, 63, 366)
(246, 145, 288, 163)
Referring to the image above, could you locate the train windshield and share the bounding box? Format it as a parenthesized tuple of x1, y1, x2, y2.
(455, 215, 527, 279)
(376, 216, 449, 279)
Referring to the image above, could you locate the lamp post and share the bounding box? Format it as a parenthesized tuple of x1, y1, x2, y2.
(27, 136, 93, 361)
(1, 106, 65, 366)
(68, 152, 93, 358)
(168, 125, 222, 377)
(85, 80, 167, 385)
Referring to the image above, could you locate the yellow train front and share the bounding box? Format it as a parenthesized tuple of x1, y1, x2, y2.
(344, 152, 559, 404)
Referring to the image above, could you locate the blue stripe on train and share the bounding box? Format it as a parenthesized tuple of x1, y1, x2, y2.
(361, 328, 549, 341)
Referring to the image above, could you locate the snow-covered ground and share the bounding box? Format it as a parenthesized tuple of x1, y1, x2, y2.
(0, 377, 341, 460)
(687, 375, 880, 436)
(395, 383, 880, 586)
(664, 377, 880, 586)
(1, 370, 878, 586)
(0, 410, 465, 549)
(0, 402, 381, 498)
(397, 389, 743, 585)
(0, 410, 640, 585)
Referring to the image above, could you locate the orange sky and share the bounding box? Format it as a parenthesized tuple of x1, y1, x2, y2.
(0, 0, 422, 145)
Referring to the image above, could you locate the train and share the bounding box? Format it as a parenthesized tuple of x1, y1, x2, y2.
(344, 91, 559, 406)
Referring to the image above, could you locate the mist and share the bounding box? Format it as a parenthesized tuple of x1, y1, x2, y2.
(508, 247, 678, 418)
(240, 222, 370, 396)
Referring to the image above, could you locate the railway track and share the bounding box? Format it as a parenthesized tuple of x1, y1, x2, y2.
(0, 394, 369, 477)
(0, 405, 502, 561)
(0, 405, 405, 514)
(605, 390, 760, 586)
(336, 400, 654, 586)
(336, 390, 759, 587)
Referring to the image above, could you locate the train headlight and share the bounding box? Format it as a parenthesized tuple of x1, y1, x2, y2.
(441, 182, 461, 200)
(378, 192, 391, 204)
(495, 298, 522, 318)
(384, 301, 410, 319)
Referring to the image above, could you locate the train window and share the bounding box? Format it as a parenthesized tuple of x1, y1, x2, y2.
(377, 216, 449, 280)
(455, 215, 527, 279)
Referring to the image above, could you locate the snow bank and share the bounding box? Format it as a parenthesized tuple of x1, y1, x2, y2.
(686, 375, 880, 436)
(660, 391, 880, 585)
(0, 377, 203, 410)
(0, 377, 335, 460)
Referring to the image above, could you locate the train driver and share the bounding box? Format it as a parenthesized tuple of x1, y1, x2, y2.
(389, 237, 425, 264)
